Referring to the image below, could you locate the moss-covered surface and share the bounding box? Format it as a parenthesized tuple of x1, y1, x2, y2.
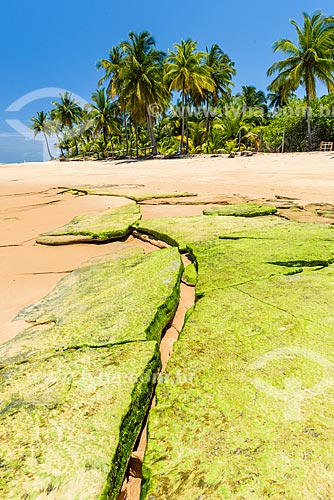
(142, 278, 334, 499)
(63, 186, 197, 202)
(182, 263, 197, 286)
(203, 203, 277, 217)
(0, 247, 183, 499)
(141, 215, 334, 499)
(136, 215, 282, 251)
(0, 342, 160, 500)
(0, 248, 182, 365)
(36, 203, 141, 245)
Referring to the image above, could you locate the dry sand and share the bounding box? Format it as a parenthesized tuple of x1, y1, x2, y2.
(1, 152, 334, 344)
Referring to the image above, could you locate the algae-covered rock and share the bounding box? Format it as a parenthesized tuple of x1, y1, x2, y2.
(203, 203, 277, 217)
(141, 217, 334, 499)
(142, 272, 334, 499)
(0, 246, 184, 499)
(0, 342, 160, 500)
(36, 202, 141, 245)
(137, 215, 281, 251)
(0, 247, 182, 365)
(190, 235, 334, 296)
(182, 263, 197, 286)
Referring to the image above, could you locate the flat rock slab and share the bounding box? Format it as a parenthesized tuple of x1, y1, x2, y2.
(0, 342, 160, 500)
(136, 215, 282, 251)
(141, 217, 334, 499)
(36, 203, 141, 245)
(203, 203, 277, 217)
(0, 247, 182, 365)
(143, 270, 334, 499)
(0, 247, 183, 499)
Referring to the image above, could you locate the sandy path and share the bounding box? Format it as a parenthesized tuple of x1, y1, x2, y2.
(1, 152, 334, 345)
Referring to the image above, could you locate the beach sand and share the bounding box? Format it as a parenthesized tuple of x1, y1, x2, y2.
(1, 152, 334, 345)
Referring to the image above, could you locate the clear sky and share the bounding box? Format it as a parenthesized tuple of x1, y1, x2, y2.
(1, 0, 333, 161)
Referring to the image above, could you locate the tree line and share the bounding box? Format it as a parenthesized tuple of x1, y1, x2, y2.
(31, 11, 334, 159)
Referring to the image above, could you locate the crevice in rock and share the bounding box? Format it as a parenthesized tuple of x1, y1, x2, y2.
(116, 253, 196, 500)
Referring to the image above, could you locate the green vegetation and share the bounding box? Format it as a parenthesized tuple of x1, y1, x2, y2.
(182, 263, 197, 286)
(36, 203, 141, 244)
(137, 215, 281, 251)
(0, 247, 182, 365)
(139, 216, 334, 499)
(203, 203, 277, 217)
(0, 247, 183, 499)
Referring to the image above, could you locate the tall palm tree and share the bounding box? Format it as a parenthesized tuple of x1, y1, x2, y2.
(89, 88, 120, 144)
(203, 44, 235, 152)
(30, 111, 54, 160)
(267, 11, 334, 150)
(120, 31, 169, 156)
(97, 45, 130, 155)
(165, 39, 214, 154)
(52, 92, 83, 155)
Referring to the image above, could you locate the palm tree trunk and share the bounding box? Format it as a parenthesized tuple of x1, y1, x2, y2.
(185, 105, 189, 154)
(135, 127, 139, 159)
(205, 95, 210, 154)
(123, 111, 129, 156)
(43, 132, 54, 160)
(146, 107, 157, 156)
(73, 134, 79, 156)
(179, 88, 185, 155)
(306, 95, 312, 152)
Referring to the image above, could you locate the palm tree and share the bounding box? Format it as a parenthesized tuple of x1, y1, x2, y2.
(30, 111, 54, 160)
(89, 88, 120, 144)
(52, 92, 83, 155)
(120, 31, 169, 156)
(267, 11, 334, 150)
(202, 45, 235, 151)
(97, 45, 130, 155)
(165, 39, 214, 154)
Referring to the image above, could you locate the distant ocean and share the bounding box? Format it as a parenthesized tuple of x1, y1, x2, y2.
(0, 135, 44, 164)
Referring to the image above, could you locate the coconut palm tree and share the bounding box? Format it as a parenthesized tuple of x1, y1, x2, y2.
(30, 111, 54, 160)
(165, 39, 214, 154)
(120, 31, 169, 156)
(267, 11, 334, 150)
(202, 45, 235, 151)
(52, 92, 83, 155)
(88, 88, 120, 144)
(97, 45, 130, 155)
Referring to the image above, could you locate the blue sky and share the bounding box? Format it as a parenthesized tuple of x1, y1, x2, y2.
(1, 0, 332, 161)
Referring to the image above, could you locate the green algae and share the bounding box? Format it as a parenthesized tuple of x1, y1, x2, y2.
(182, 263, 197, 286)
(142, 274, 334, 499)
(0, 247, 182, 365)
(141, 215, 334, 500)
(136, 215, 282, 251)
(0, 342, 161, 500)
(203, 203, 277, 217)
(36, 203, 141, 245)
(189, 236, 334, 296)
(0, 246, 184, 499)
